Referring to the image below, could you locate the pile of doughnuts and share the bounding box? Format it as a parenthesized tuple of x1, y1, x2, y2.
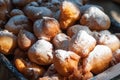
(0, 0, 120, 80)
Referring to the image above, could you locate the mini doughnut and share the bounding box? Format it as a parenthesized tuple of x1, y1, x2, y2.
(69, 30, 96, 57)
(28, 39, 53, 65)
(53, 49, 80, 76)
(33, 17, 61, 41)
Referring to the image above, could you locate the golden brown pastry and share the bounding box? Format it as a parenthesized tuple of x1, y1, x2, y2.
(83, 45, 112, 74)
(52, 33, 70, 50)
(28, 39, 53, 65)
(33, 17, 61, 41)
(10, 9, 24, 17)
(69, 30, 96, 57)
(14, 58, 45, 80)
(53, 49, 80, 76)
(24, 3, 53, 21)
(18, 30, 37, 51)
(5, 15, 32, 34)
(67, 24, 92, 37)
(0, 30, 17, 55)
(80, 6, 110, 30)
(93, 32, 120, 52)
(59, 1, 80, 30)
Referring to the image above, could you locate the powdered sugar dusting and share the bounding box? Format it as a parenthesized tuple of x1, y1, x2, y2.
(55, 50, 73, 62)
(0, 30, 16, 38)
(84, 7, 110, 28)
(29, 39, 53, 59)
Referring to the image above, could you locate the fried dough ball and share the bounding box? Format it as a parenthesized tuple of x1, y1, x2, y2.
(34, 17, 61, 41)
(0, 30, 17, 55)
(53, 50, 80, 76)
(18, 30, 37, 51)
(0, 0, 12, 27)
(52, 33, 70, 50)
(83, 45, 112, 74)
(80, 7, 110, 30)
(69, 30, 96, 57)
(5, 15, 32, 34)
(10, 9, 24, 17)
(111, 49, 120, 65)
(67, 25, 92, 37)
(14, 58, 45, 80)
(28, 39, 53, 65)
(12, 0, 37, 8)
(59, 1, 80, 30)
(93, 32, 120, 52)
(24, 3, 52, 21)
